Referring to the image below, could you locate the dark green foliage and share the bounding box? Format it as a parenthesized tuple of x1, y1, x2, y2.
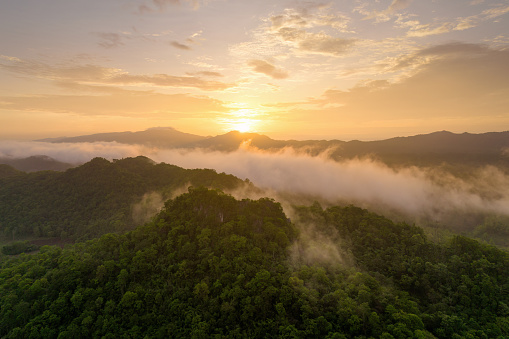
(0, 189, 507, 338)
(0, 164, 23, 179)
(0, 156, 247, 240)
(295, 203, 509, 338)
(1, 241, 39, 255)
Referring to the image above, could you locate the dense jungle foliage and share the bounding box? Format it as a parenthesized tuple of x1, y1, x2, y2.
(0, 157, 246, 241)
(1, 188, 508, 338)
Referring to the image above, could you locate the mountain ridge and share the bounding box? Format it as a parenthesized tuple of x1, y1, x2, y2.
(25, 128, 509, 171)
(37, 128, 509, 153)
(37, 127, 207, 148)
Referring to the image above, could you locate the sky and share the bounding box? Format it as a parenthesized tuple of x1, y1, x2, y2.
(1, 0, 508, 141)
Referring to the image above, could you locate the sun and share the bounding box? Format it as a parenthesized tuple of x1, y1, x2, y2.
(231, 119, 254, 133)
(223, 108, 262, 133)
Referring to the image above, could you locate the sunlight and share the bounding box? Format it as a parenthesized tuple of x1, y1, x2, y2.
(230, 119, 255, 133)
(222, 108, 261, 133)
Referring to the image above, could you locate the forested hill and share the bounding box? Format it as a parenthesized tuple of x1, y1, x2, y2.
(0, 156, 247, 240)
(1, 188, 508, 338)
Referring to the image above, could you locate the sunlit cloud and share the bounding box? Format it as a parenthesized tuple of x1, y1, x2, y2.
(406, 22, 454, 37)
(137, 0, 206, 13)
(186, 71, 223, 77)
(394, 3, 509, 37)
(358, 0, 414, 23)
(94, 32, 126, 48)
(0, 90, 228, 117)
(1, 0, 509, 141)
(266, 43, 509, 134)
(231, 3, 356, 61)
(0, 56, 234, 91)
(296, 32, 356, 56)
(455, 5, 509, 31)
(248, 60, 288, 79)
(171, 41, 191, 50)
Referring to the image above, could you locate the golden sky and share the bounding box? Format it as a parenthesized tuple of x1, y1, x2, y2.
(1, 0, 508, 140)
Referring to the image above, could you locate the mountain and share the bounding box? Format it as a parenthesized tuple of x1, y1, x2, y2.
(38, 127, 207, 148)
(1, 188, 508, 338)
(329, 130, 509, 169)
(39, 128, 509, 163)
(0, 156, 248, 240)
(33, 128, 509, 173)
(341, 130, 509, 155)
(0, 155, 75, 172)
(190, 130, 288, 151)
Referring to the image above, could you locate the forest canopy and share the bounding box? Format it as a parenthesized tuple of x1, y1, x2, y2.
(1, 188, 508, 338)
(0, 157, 246, 241)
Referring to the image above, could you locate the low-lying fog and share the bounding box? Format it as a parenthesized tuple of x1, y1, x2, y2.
(2, 140, 509, 224)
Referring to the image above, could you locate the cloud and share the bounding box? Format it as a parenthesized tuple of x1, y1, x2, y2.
(388, 0, 413, 12)
(106, 73, 232, 91)
(231, 4, 356, 60)
(394, 4, 509, 37)
(455, 5, 509, 31)
(187, 71, 223, 77)
(309, 43, 509, 121)
(137, 0, 204, 13)
(0, 56, 234, 91)
(0, 141, 144, 164)
(94, 32, 125, 48)
(297, 32, 356, 56)
(248, 60, 288, 79)
(268, 7, 356, 57)
(0, 90, 228, 117)
(358, 0, 413, 23)
(269, 5, 351, 32)
(171, 41, 191, 50)
(3, 141, 509, 221)
(406, 22, 454, 37)
(272, 27, 356, 56)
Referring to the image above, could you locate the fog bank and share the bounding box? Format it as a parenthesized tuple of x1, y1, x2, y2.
(2, 140, 509, 220)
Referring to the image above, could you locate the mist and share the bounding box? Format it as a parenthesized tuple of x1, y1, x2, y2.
(2, 140, 509, 222)
(0, 140, 147, 164)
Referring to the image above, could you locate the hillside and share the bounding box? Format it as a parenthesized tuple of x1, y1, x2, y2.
(0, 156, 247, 241)
(0, 164, 23, 179)
(1, 188, 508, 338)
(0, 155, 74, 172)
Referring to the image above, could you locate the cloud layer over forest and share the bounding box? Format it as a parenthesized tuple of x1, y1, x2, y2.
(2, 141, 509, 222)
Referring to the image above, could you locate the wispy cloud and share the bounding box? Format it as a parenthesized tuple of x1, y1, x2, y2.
(231, 4, 356, 60)
(455, 5, 509, 31)
(394, 3, 509, 37)
(355, 0, 413, 23)
(301, 42, 509, 124)
(137, 0, 206, 13)
(297, 32, 356, 56)
(93, 32, 126, 48)
(248, 60, 288, 79)
(186, 71, 223, 77)
(0, 90, 228, 117)
(170, 40, 192, 50)
(269, 6, 356, 56)
(0, 56, 234, 91)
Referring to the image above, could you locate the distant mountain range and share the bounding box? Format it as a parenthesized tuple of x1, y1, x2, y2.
(38, 127, 207, 148)
(38, 127, 509, 155)
(1, 128, 507, 172)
